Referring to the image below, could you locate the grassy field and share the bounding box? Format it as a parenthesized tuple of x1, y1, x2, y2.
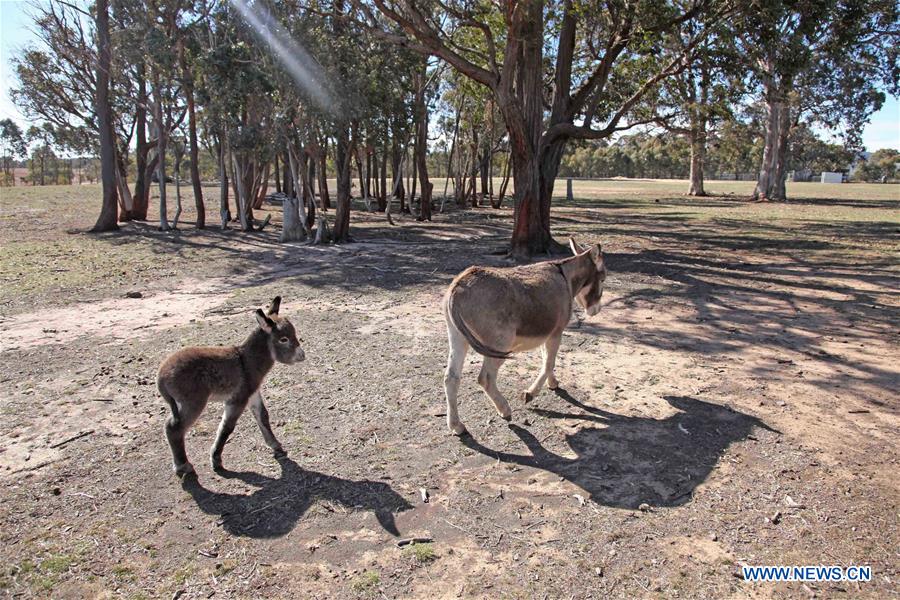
(0, 178, 898, 598)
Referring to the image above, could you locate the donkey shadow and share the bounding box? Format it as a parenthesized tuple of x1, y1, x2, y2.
(462, 393, 777, 509)
(181, 457, 411, 538)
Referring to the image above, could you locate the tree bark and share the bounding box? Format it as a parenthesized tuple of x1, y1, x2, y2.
(152, 72, 170, 232)
(415, 61, 432, 222)
(753, 78, 790, 201)
(218, 135, 230, 229)
(410, 141, 418, 214)
(442, 96, 462, 209)
(390, 134, 404, 207)
(379, 149, 387, 210)
(274, 153, 282, 194)
(283, 144, 309, 242)
(317, 143, 330, 210)
(178, 40, 205, 228)
(115, 143, 133, 221)
(91, 0, 118, 232)
(495, 152, 511, 208)
(185, 81, 205, 227)
(132, 62, 151, 220)
(688, 127, 707, 196)
(500, 0, 559, 258)
(253, 162, 269, 210)
(332, 127, 353, 242)
(306, 149, 316, 228)
(173, 147, 183, 228)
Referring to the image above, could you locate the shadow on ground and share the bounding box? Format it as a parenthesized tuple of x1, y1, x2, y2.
(181, 457, 412, 538)
(462, 393, 777, 509)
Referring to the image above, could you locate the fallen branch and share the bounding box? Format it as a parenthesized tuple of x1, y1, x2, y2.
(50, 430, 94, 449)
(11, 458, 64, 474)
(397, 537, 433, 547)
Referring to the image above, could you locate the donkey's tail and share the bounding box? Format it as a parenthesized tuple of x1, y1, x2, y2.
(446, 292, 512, 359)
(158, 380, 180, 422)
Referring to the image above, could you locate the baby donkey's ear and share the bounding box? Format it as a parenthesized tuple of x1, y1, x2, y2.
(255, 309, 275, 333)
(267, 296, 282, 316)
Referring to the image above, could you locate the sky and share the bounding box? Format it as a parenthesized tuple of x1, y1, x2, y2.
(2, 0, 899, 151)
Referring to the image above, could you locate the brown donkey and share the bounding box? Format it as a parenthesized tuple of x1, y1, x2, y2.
(157, 296, 305, 476)
(442, 239, 607, 435)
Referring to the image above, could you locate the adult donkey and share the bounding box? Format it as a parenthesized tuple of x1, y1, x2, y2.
(442, 238, 607, 435)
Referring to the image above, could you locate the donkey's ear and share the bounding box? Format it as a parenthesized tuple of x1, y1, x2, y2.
(569, 237, 584, 255)
(267, 296, 282, 316)
(255, 309, 274, 333)
(590, 243, 602, 260)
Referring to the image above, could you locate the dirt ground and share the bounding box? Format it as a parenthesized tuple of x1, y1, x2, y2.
(0, 180, 898, 599)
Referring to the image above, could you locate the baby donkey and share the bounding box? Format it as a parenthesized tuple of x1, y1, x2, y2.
(157, 296, 305, 476)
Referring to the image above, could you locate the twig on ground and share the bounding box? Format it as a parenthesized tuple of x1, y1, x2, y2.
(50, 430, 94, 449)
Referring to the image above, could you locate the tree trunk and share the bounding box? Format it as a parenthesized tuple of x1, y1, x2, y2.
(317, 145, 330, 210)
(494, 153, 511, 208)
(282, 144, 309, 242)
(185, 82, 205, 227)
(390, 135, 405, 207)
(173, 150, 183, 228)
(91, 0, 118, 232)
(469, 132, 478, 207)
(415, 61, 432, 222)
(332, 128, 352, 242)
(232, 153, 252, 232)
(410, 142, 418, 214)
(688, 127, 707, 196)
(178, 41, 205, 229)
(153, 74, 170, 232)
(306, 150, 316, 228)
(274, 153, 282, 194)
(253, 162, 269, 209)
(379, 149, 387, 210)
(218, 136, 230, 229)
(131, 62, 150, 220)
(442, 96, 462, 208)
(115, 144, 133, 221)
(480, 146, 489, 201)
(753, 82, 790, 201)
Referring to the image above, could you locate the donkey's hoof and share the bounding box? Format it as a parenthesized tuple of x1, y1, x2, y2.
(211, 457, 224, 472)
(521, 391, 534, 404)
(173, 462, 194, 477)
(273, 446, 288, 459)
(547, 380, 559, 391)
(449, 422, 468, 436)
(500, 412, 513, 422)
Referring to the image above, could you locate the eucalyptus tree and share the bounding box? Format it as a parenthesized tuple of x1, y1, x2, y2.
(654, 13, 745, 195)
(196, 4, 277, 231)
(11, 0, 128, 226)
(0, 120, 27, 186)
(358, 0, 727, 257)
(855, 149, 899, 182)
(737, 0, 899, 201)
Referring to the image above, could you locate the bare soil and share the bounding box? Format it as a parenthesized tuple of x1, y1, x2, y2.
(0, 181, 898, 599)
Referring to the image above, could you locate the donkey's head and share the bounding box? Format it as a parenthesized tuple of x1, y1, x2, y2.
(254, 296, 306, 364)
(569, 238, 607, 317)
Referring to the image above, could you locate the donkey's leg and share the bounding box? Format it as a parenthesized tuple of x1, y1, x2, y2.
(249, 391, 286, 458)
(164, 393, 206, 476)
(210, 398, 249, 471)
(478, 357, 512, 421)
(523, 333, 562, 402)
(444, 324, 469, 435)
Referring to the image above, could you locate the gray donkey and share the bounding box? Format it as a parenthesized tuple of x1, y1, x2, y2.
(157, 296, 305, 476)
(442, 239, 607, 435)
